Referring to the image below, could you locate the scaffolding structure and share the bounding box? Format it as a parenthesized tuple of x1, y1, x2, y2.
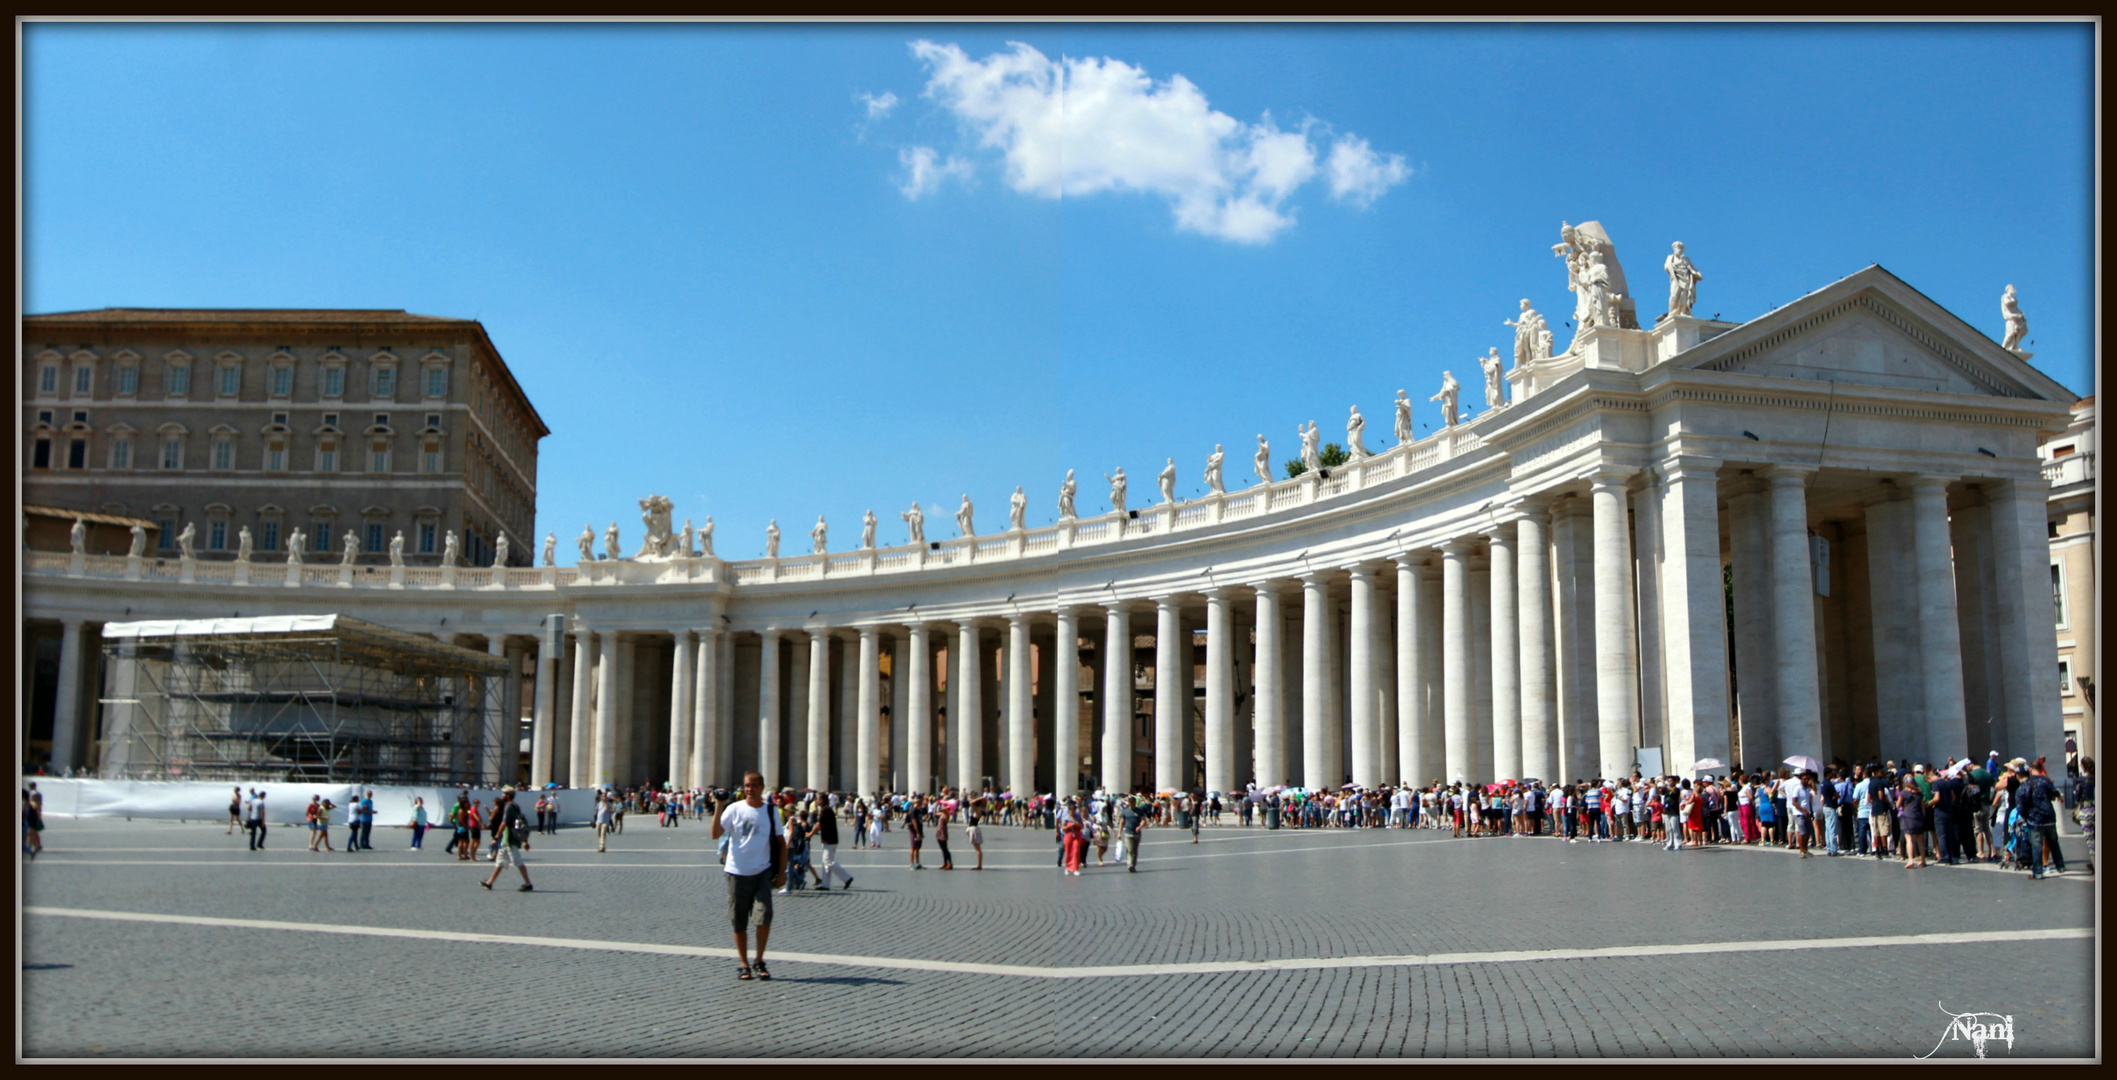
(97, 615, 510, 785)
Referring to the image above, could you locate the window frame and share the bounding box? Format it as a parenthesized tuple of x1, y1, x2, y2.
(74, 364, 94, 396)
(38, 363, 59, 396)
(270, 364, 294, 398)
(2052, 561, 2068, 630)
(211, 436, 235, 472)
(216, 364, 242, 398)
(166, 362, 192, 397)
(109, 435, 132, 471)
(160, 434, 185, 470)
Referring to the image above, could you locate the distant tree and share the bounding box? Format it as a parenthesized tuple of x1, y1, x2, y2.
(1283, 442, 1350, 479)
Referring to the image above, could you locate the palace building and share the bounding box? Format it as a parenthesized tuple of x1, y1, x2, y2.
(21, 228, 2082, 795)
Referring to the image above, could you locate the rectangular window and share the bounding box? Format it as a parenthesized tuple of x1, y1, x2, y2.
(37, 409, 53, 425)
(116, 366, 138, 395)
(370, 444, 389, 473)
(318, 444, 337, 473)
(425, 413, 441, 429)
(67, 439, 87, 469)
(2059, 660, 2072, 695)
(425, 368, 447, 397)
(314, 523, 331, 552)
(422, 448, 440, 474)
(262, 522, 280, 551)
(39, 365, 57, 394)
(372, 367, 396, 399)
(158, 520, 177, 550)
(32, 438, 51, 469)
(212, 438, 234, 471)
(419, 522, 436, 554)
(167, 366, 191, 396)
(266, 444, 285, 472)
(75, 366, 93, 395)
(323, 412, 340, 429)
(111, 437, 131, 470)
(367, 523, 385, 553)
(322, 367, 344, 397)
(2052, 564, 2067, 627)
(72, 409, 89, 425)
(209, 520, 227, 550)
(161, 436, 183, 470)
(271, 367, 292, 396)
(218, 366, 241, 396)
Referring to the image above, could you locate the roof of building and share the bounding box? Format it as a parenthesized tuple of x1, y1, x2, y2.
(23, 504, 159, 529)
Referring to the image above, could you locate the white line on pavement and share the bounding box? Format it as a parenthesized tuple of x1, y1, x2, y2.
(24, 906, 2092, 980)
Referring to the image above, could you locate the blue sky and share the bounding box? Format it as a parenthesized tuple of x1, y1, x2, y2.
(25, 22, 2095, 557)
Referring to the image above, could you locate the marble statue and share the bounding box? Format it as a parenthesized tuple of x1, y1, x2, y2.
(1058, 470, 1078, 520)
(679, 519, 695, 558)
(1205, 444, 1226, 494)
(955, 495, 975, 538)
(1505, 299, 1549, 367)
(1105, 468, 1128, 516)
(765, 519, 781, 559)
(1009, 486, 1027, 530)
(491, 532, 507, 568)
(343, 529, 360, 565)
(1480, 348, 1507, 410)
(861, 509, 877, 550)
(1253, 435, 1272, 484)
(128, 522, 146, 558)
(1158, 458, 1177, 504)
(1394, 390, 1414, 443)
(902, 502, 925, 546)
(1584, 248, 1614, 328)
(542, 532, 556, 567)
(700, 517, 715, 558)
(391, 531, 406, 567)
(636, 494, 675, 558)
(443, 530, 460, 567)
(1430, 372, 1460, 429)
(1298, 421, 1321, 474)
(2001, 284, 2029, 353)
(811, 515, 828, 555)
(1346, 406, 1370, 459)
(578, 525, 596, 564)
(287, 529, 304, 565)
(69, 517, 86, 554)
(603, 522, 620, 562)
(1664, 241, 1702, 320)
(237, 526, 252, 562)
(1553, 220, 1637, 344)
(177, 521, 196, 559)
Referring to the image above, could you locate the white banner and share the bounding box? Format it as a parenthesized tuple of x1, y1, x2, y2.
(24, 778, 600, 826)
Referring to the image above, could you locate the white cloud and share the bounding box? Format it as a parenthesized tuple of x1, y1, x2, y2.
(1324, 134, 1411, 207)
(898, 145, 974, 200)
(906, 40, 1406, 243)
(858, 90, 900, 119)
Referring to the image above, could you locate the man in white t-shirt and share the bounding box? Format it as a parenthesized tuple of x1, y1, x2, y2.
(1784, 772, 1813, 858)
(712, 771, 785, 981)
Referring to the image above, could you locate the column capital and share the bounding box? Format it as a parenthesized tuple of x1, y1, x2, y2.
(1297, 567, 1335, 585)
(1148, 592, 1188, 609)
(1762, 463, 1817, 485)
(857, 624, 882, 639)
(1343, 562, 1380, 582)
(1657, 454, 1725, 483)
(1243, 576, 1291, 594)
(1438, 536, 1480, 556)
(1199, 584, 1237, 601)
(1478, 520, 1517, 543)
(692, 626, 722, 639)
(1909, 472, 1960, 492)
(1586, 464, 1640, 491)
(1003, 611, 1033, 627)
(1390, 548, 1434, 570)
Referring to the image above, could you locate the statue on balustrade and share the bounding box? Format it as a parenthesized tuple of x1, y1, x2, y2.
(700, 516, 716, 558)
(542, 532, 556, 566)
(235, 526, 252, 562)
(391, 531, 406, 567)
(1205, 445, 1225, 494)
(491, 532, 507, 568)
(603, 522, 621, 562)
(345, 529, 362, 565)
(444, 530, 460, 567)
(1346, 406, 1370, 459)
(287, 529, 305, 566)
(1553, 220, 1636, 345)
(765, 519, 781, 559)
(1254, 435, 1272, 484)
(1664, 241, 1703, 321)
(69, 517, 85, 554)
(1298, 421, 1321, 474)
(1480, 348, 1508, 410)
(1009, 486, 1027, 530)
(129, 522, 147, 558)
(811, 515, 828, 555)
(2001, 284, 2029, 353)
(679, 519, 695, 559)
(955, 495, 975, 538)
(1430, 371, 1460, 428)
(177, 521, 197, 559)
(1105, 467, 1128, 515)
(1058, 470, 1078, 520)
(1159, 458, 1177, 504)
(1505, 299, 1549, 367)
(861, 509, 878, 550)
(902, 501, 925, 545)
(578, 524, 596, 564)
(636, 494, 676, 558)
(1394, 391, 1414, 444)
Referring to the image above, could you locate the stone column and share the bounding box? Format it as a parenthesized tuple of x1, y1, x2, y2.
(1516, 510, 1557, 784)
(1631, 479, 1667, 753)
(48, 618, 86, 773)
(691, 628, 720, 789)
(1203, 587, 1235, 795)
(1300, 572, 1339, 791)
(715, 630, 735, 784)
(568, 628, 596, 787)
(786, 636, 811, 788)
(1470, 556, 1492, 783)
(1485, 524, 1521, 781)
(1656, 458, 1731, 775)
(1053, 608, 1082, 800)
(1910, 474, 1969, 760)
(1591, 467, 1642, 780)
(757, 630, 782, 791)
(956, 621, 983, 792)
(1032, 630, 1056, 794)
(839, 633, 860, 792)
(594, 631, 620, 788)
(1393, 555, 1430, 786)
(1766, 465, 1822, 761)
(1987, 477, 2064, 759)
(806, 630, 831, 792)
(101, 643, 139, 777)
(1347, 566, 1380, 788)
(906, 623, 933, 794)
(1006, 615, 1033, 798)
(1101, 604, 1133, 793)
(1251, 583, 1287, 789)
(1552, 497, 1599, 783)
(1440, 539, 1474, 783)
(532, 617, 560, 787)
(1154, 596, 1185, 793)
(889, 632, 910, 791)
(1729, 484, 1780, 765)
(485, 636, 510, 786)
(858, 626, 882, 797)
(669, 630, 695, 787)
(613, 637, 635, 785)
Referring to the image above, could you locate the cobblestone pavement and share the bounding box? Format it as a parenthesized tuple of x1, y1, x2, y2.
(19, 816, 2097, 1059)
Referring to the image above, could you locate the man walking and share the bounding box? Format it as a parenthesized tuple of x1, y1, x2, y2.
(811, 796, 854, 892)
(2017, 760, 2066, 879)
(712, 772, 784, 981)
(1120, 795, 1149, 872)
(480, 787, 535, 891)
(246, 789, 268, 851)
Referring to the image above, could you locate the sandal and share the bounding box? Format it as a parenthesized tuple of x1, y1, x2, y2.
(737, 965, 753, 981)
(754, 960, 771, 981)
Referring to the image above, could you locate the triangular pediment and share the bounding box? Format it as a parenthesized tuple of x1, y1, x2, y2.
(1671, 266, 2075, 402)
